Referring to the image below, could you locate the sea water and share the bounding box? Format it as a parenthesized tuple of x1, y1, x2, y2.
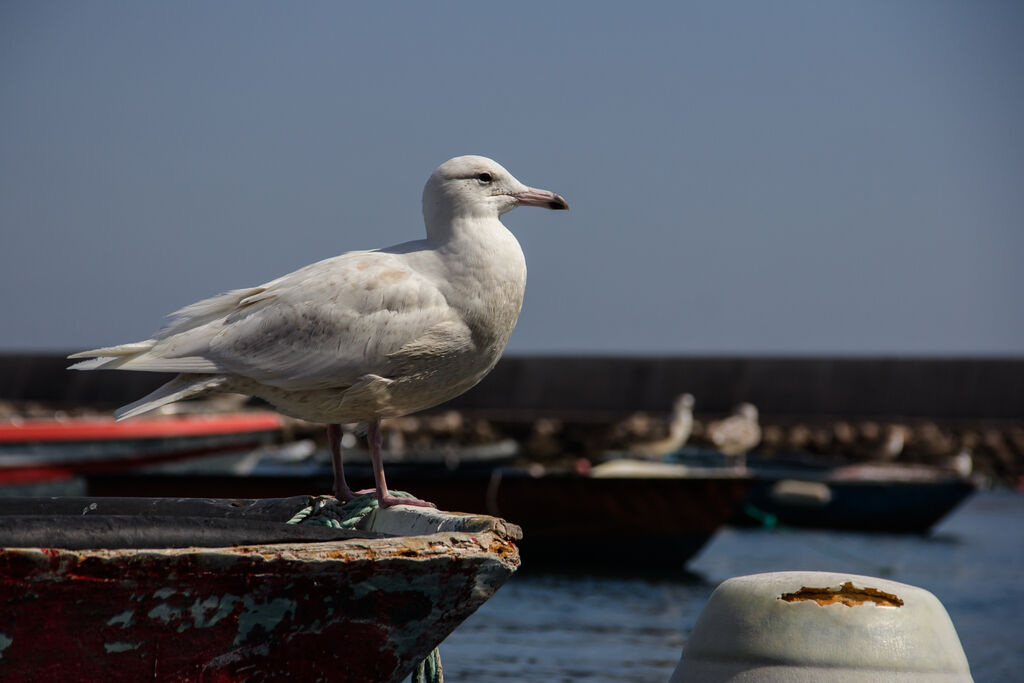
(437, 490, 1024, 682)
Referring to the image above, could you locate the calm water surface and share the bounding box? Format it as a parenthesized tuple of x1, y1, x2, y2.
(437, 490, 1024, 682)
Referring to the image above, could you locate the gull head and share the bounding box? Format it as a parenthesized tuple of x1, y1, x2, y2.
(423, 155, 568, 228)
(736, 403, 759, 420)
(675, 393, 695, 411)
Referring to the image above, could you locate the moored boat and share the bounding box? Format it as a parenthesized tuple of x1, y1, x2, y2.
(87, 456, 753, 571)
(0, 495, 521, 682)
(0, 411, 283, 485)
(666, 447, 977, 532)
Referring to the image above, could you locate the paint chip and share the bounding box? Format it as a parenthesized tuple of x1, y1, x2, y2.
(104, 641, 142, 653)
(107, 609, 135, 628)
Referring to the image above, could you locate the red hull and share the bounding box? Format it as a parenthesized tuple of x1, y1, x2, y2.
(0, 413, 283, 485)
(0, 499, 520, 683)
(0, 413, 283, 442)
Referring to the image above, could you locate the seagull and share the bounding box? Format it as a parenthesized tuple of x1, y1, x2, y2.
(69, 155, 568, 508)
(708, 402, 761, 466)
(628, 393, 695, 459)
(878, 423, 908, 461)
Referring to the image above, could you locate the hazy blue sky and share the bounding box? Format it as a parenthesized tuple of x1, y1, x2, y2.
(2, 2, 1022, 355)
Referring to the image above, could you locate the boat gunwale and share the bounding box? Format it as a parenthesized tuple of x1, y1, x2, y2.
(0, 527, 521, 574)
(0, 412, 284, 443)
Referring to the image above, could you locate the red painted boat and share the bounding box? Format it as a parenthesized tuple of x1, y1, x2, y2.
(0, 412, 284, 485)
(0, 495, 521, 682)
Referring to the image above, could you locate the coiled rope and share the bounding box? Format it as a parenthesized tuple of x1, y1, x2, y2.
(286, 492, 444, 682)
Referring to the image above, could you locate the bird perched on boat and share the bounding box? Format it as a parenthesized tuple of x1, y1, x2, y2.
(878, 423, 909, 461)
(708, 402, 761, 467)
(948, 448, 973, 479)
(69, 155, 569, 508)
(628, 393, 695, 459)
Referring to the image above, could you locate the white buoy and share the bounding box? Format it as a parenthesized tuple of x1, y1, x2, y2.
(671, 571, 972, 682)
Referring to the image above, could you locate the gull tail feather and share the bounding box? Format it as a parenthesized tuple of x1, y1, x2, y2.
(115, 375, 229, 420)
(69, 342, 156, 359)
(68, 341, 220, 373)
(68, 342, 158, 370)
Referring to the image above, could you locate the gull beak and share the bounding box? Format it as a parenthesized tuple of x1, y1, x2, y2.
(512, 187, 569, 210)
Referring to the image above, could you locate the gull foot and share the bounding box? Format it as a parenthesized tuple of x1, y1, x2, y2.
(379, 494, 436, 509)
(333, 484, 362, 502)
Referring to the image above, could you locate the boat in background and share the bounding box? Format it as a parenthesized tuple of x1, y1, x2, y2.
(313, 437, 520, 472)
(0, 412, 284, 486)
(87, 451, 753, 572)
(666, 447, 977, 533)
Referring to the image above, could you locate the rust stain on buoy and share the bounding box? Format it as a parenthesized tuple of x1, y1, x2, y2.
(779, 581, 904, 607)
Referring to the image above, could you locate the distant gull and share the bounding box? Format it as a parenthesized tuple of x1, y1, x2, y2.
(70, 155, 569, 508)
(949, 448, 973, 478)
(708, 402, 761, 466)
(628, 393, 695, 459)
(878, 423, 908, 461)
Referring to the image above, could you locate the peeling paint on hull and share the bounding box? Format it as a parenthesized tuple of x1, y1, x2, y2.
(0, 507, 520, 682)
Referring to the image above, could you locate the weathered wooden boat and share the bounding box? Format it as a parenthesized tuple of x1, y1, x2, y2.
(87, 458, 752, 571)
(666, 447, 977, 532)
(0, 495, 520, 682)
(0, 412, 283, 485)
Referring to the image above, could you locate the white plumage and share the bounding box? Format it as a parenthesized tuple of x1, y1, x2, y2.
(628, 393, 695, 459)
(70, 155, 568, 506)
(709, 402, 762, 462)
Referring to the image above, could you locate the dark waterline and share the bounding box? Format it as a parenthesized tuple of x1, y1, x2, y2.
(437, 490, 1024, 682)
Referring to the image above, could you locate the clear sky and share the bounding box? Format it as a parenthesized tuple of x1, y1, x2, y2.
(2, 2, 1022, 355)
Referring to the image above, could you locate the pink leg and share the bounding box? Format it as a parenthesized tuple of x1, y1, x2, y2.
(327, 423, 360, 501)
(367, 418, 435, 509)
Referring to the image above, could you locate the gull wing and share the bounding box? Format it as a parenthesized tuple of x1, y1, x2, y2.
(116, 250, 471, 390)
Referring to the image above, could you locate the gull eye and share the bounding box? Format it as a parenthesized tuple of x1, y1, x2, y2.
(476, 172, 493, 183)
